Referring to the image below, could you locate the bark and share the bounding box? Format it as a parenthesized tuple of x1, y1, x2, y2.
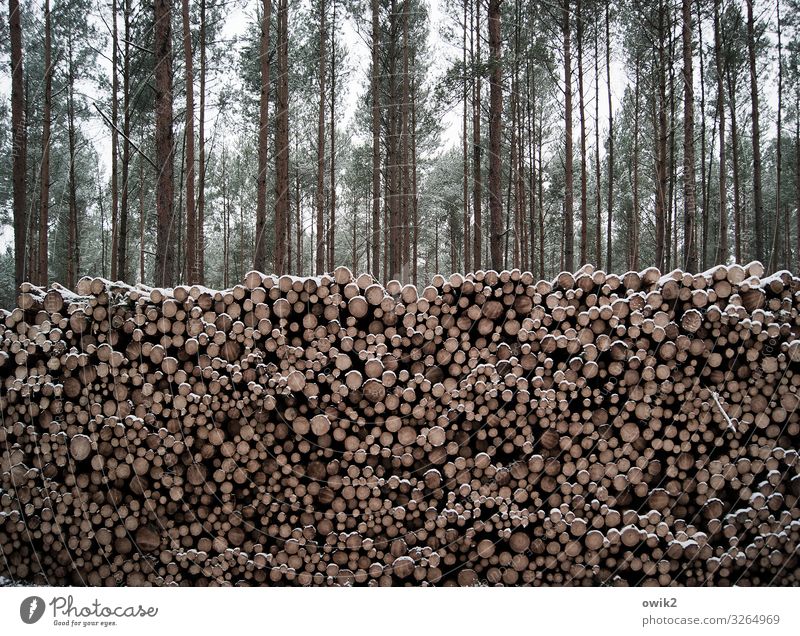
(274, 0, 289, 274)
(631, 49, 640, 270)
(713, 0, 727, 263)
(654, 1, 668, 271)
(9, 0, 27, 290)
(316, 0, 327, 274)
(472, 0, 482, 272)
(255, 0, 272, 272)
(593, 13, 601, 266)
(328, 0, 337, 272)
(371, 0, 380, 279)
(696, 0, 708, 266)
(682, 0, 697, 271)
(727, 62, 742, 263)
(770, 0, 782, 271)
(462, 0, 470, 272)
(182, 0, 197, 283)
(154, 0, 176, 287)
(746, 0, 764, 262)
(111, 0, 119, 281)
(487, 0, 503, 271)
(66, 34, 79, 289)
(576, 0, 587, 265)
(197, 0, 206, 283)
(563, 0, 574, 272)
(400, 0, 410, 280)
(604, 1, 613, 272)
(38, 0, 52, 286)
(119, 0, 131, 282)
(411, 69, 419, 286)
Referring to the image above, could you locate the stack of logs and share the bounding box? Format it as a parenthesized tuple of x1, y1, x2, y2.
(1, 262, 799, 586)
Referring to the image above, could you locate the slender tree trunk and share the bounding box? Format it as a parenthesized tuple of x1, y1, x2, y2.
(472, 0, 482, 272)
(37, 0, 52, 286)
(111, 0, 119, 281)
(562, 0, 574, 272)
(328, 0, 337, 272)
(682, 0, 697, 271)
(197, 0, 206, 283)
(66, 35, 79, 289)
(667, 18, 677, 271)
(771, 0, 782, 271)
(182, 0, 197, 283)
(400, 0, 410, 280)
(371, 0, 380, 279)
(255, 0, 272, 272)
(154, 0, 175, 287)
(604, 1, 613, 271)
(274, 0, 289, 274)
(576, 0, 587, 265)
(488, 0, 503, 271)
(696, 0, 708, 267)
(632, 49, 640, 270)
(119, 0, 131, 282)
(462, 0, 470, 272)
(593, 13, 601, 266)
(796, 91, 800, 271)
(745, 0, 763, 262)
(316, 0, 327, 274)
(655, 2, 668, 271)
(139, 145, 145, 283)
(411, 68, 419, 285)
(9, 0, 27, 290)
(726, 64, 742, 264)
(538, 108, 545, 276)
(222, 145, 229, 287)
(713, 0, 727, 263)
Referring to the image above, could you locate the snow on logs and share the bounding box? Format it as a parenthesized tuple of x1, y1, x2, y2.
(1, 263, 800, 586)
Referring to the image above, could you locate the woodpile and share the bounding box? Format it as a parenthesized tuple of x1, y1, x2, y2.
(1, 262, 799, 586)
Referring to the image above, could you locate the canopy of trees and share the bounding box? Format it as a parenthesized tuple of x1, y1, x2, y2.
(1, 0, 799, 309)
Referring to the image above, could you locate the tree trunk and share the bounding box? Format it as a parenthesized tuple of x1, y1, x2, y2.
(576, 0, 587, 265)
(696, 0, 708, 267)
(316, 0, 327, 274)
(632, 49, 640, 270)
(593, 12, 601, 266)
(400, 0, 410, 280)
(119, 0, 131, 282)
(139, 146, 145, 283)
(472, 0, 482, 272)
(655, 1, 668, 271)
(682, 0, 697, 271)
(563, 0, 574, 272)
(197, 0, 206, 283)
(328, 0, 337, 272)
(713, 0, 727, 263)
(462, 0, 470, 272)
(154, 0, 175, 287)
(411, 68, 419, 286)
(38, 0, 52, 287)
(111, 0, 119, 281)
(255, 0, 272, 272)
(274, 0, 289, 275)
(604, 1, 613, 271)
(487, 0, 503, 271)
(727, 62, 742, 264)
(371, 0, 380, 279)
(770, 0, 782, 272)
(182, 0, 197, 284)
(746, 0, 764, 262)
(66, 34, 79, 289)
(9, 0, 27, 290)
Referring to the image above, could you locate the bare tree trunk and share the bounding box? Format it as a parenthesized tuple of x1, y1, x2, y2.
(487, 0, 503, 271)
(727, 64, 742, 264)
(328, 0, 337, 272)
(154, 0, 175, 287)
(696, 0, 708, 267)
(631, 49, 641, 270)
(274, 0, 289, 275)
(462, 0, 470, 272)
(654, 1, 668, 271)
(9, 0, 27, 290)
(411, 68, 419, 286)
(119, 0, 131, 282)
(182, 0, 197, 283)
(139, 145, 145, 283)
(400, 0, 410, 280)
(713, 0, 727, 264)
(472, 0, 482, 272)
(576, 0, 587, 265)
(770, 0, 782, 271)
(38, 0, 52, 286)
(682, 0, 697, 271)
(197, 0, 206, 283)
(746, 0, 764, 262)
(222, 145, 229, 287)
(111, 0, 119, 281)
(255, 0, 272, 272)
(563, 0, 574, 272)
(604, 1, 613, 271)
(316, 0, 327, 274)
(371, 0, 380, 279)
(66, 34, 79, 289)
(593, 12, 601, 266)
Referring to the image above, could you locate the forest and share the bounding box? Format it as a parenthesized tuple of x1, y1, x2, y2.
(0, 0, 798, 309)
